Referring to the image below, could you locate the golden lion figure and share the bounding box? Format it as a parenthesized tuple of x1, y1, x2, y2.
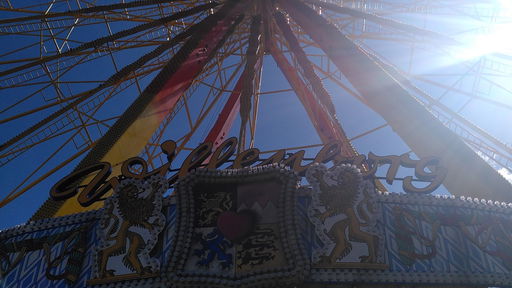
(96, 176, 166, 279)
(307, 165, 378, 264)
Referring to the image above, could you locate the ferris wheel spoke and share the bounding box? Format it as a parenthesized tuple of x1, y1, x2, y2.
(280, 0, 512, 201)
(0, 0, 191, 25)
(244, 19, 264, 150)
(174, 59, 245, 157)
(0, 2, 217, 78)
(0, 31, 164, 90)
(311, 61, 366, 104)
(0, 18, 210, 151)
(0, 52, 165, 121)
(9, 63, 150, 155)
(0, 82, 149, 167)
(0, 31, 169, 93)
(193, 21, 246, 121)
(0, 14, 167, 38)
(465, 138, 512, 172)
(0, 51, 98, 117)
(196, 35, 252, 150)
(0, 137, 93, 208)
(274, 11, 337, 119)
(269, 38, 345, 147)
(0, 99, 109, 203)
(287, 33, 367, 104)
(140, 20, 248, 165)
(412, 75, 512, 111)
(146, 53, 247, 160)
(238, 16, 261, 152)
(305, 0, 458, 45)
(348, 123, 389, 142)
(272, 11, 358, 157)
(30, 1, 245, 220)
(0, 76, 133, 164)
(248, 47, 263, 149)
(355, 40, 512, 116)
(204, 67, 246, 150)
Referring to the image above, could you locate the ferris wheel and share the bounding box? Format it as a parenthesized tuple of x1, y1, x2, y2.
(0, 0, 511, 225)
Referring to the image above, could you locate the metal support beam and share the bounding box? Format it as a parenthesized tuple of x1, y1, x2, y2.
(0, 0, 184, 24)
(279, 0, 512, 201)
(273, 11, 357, 157)
(30, 1, 243, 220)
(0, 23, 199, 152)
(0, 2, 218, 77)
(203, 53, 263, 150)
(204, 70, 243, 149)
(239, 15, 262, 152)
(269, 40, 346, 147)
(303, 0, 458, 45)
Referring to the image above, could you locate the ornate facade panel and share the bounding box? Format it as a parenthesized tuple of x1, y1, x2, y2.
(160, 202, 177, 270)
(305, 164, 386, 269)
(0, 213, 98, 288)
(2, 165, 512, 287)
(381, 199, 512, 274)
(167, 166, 309, 287)
(88, 175, 167, 285)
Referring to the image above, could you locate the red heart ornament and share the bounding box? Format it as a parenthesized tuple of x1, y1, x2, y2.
(217, 210, 256, 242)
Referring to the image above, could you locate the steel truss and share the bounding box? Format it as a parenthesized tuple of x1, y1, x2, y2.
(0, 0, 511, 222)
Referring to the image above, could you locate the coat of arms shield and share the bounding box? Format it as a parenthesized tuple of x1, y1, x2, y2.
(167, 165, 307, 287)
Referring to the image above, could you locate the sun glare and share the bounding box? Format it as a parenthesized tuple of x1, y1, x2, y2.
(457, 0, 512, 60)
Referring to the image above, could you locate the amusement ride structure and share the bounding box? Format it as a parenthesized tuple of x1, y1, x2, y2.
(1, 0, 512, 287)
(1, 0, 512, 219)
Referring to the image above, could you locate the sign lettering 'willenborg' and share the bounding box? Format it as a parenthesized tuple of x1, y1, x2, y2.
(50, 137, 447, 206)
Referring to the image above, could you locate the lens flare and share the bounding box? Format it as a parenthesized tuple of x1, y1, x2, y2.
(457, 0, 512, 60)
